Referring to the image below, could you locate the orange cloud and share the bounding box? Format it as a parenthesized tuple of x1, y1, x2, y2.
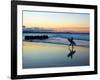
(53, 27, 89, 33)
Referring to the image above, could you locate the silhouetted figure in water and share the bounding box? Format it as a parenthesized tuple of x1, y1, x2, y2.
(67, 37, 76, 59)
(68, 37, 76, 46)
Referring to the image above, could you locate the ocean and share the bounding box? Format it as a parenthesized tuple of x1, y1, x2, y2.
(22, 33, 90, 69)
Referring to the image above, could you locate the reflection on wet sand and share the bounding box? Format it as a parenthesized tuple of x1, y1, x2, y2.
(22, 41, 89, 69)
(67, 48, 76, 59)
(67, 37, 76, 59)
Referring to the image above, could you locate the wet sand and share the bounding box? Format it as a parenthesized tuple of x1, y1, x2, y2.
(22, 41, 89, 69)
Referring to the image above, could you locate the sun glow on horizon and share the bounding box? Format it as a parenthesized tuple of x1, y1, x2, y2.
(23, 11, 90, 33)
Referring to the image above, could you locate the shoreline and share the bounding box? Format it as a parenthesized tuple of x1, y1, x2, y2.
(23, 39, 89, 48)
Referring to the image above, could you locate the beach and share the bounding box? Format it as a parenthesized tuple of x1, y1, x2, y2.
(22, 10, 90, 69)
(22, 40, 89, 69)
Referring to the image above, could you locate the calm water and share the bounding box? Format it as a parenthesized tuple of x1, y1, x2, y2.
(22, 42, 89, 69)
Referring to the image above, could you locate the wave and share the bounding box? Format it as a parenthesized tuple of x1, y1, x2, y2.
(23, 33, 89, 41)
(23, 37, 89, 48)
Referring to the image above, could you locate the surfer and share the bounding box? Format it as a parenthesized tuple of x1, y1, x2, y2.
(67, 37, 76, 58)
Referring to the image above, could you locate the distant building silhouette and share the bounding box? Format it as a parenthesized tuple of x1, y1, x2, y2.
(22, 25, 26, 28)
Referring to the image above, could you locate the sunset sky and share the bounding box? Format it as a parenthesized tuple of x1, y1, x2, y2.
(23, 11, 90, 33)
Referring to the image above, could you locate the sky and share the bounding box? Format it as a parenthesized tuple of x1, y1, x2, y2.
(23, 11, 90, 33)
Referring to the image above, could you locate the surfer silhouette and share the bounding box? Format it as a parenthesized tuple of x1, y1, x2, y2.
(67, 37, 76, 59)
(68, 37, 76, 46)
